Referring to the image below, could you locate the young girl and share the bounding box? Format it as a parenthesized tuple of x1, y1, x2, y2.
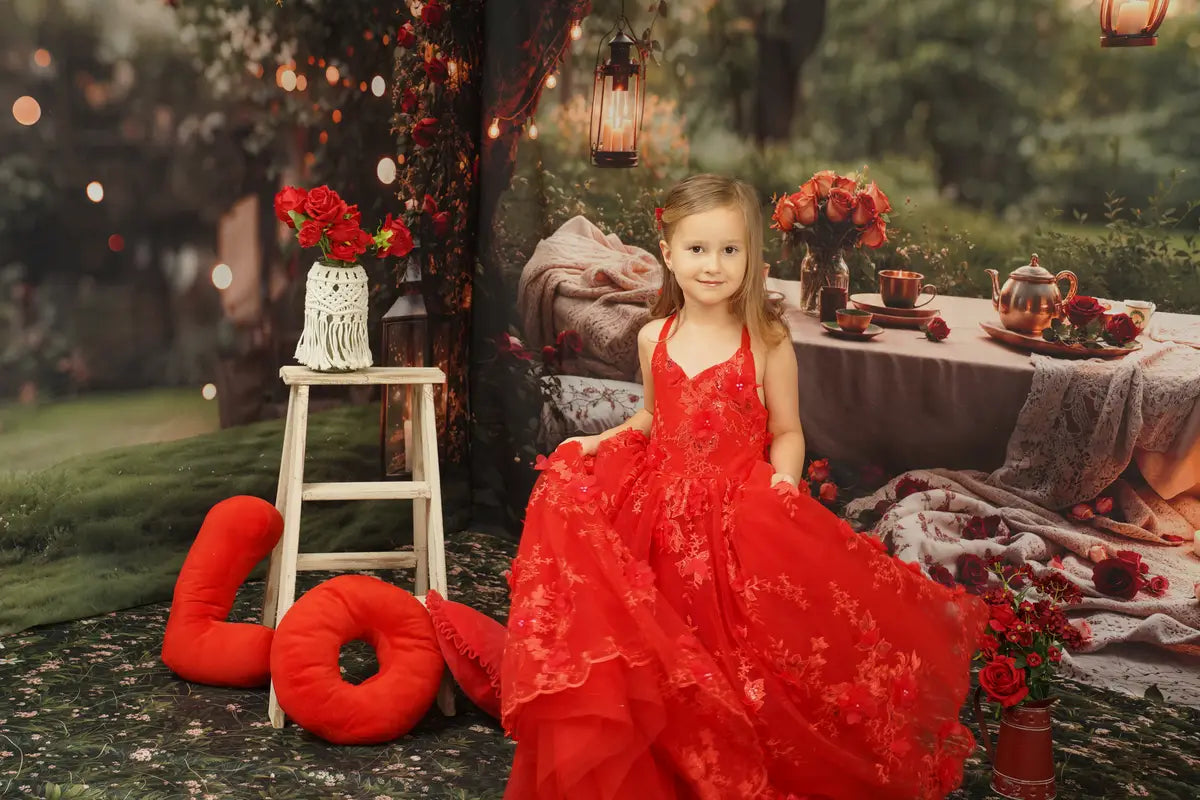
(501, 174, 987, 800)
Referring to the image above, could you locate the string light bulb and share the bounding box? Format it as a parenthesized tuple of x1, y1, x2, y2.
(487, 118, 500, 139)
(570, 21, 583, 40)
(527, 120, 539, 140)
(545, 72, 558, 89)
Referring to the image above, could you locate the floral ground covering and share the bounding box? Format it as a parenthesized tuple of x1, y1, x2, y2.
(1, 531, 1197, 799)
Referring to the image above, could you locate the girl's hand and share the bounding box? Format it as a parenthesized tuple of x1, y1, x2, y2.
(560, 435, 601, 456)
(770, 472, 798, 487)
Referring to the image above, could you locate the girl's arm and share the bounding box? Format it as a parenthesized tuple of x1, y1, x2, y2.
(561, 321, 660, 453)
(762, 335, 806, 485)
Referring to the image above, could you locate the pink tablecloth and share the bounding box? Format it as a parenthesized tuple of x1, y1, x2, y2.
(771, 282, 1200, 500)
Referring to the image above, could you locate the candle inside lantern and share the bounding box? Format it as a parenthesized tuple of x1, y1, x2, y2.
(600, 83, 633, 152)
(403, 419, 413, 472)
(1114, 0, 1150, 34)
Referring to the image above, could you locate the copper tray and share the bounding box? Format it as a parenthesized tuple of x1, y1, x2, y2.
(850, 293, 938, 329)
(979, 322, 1142, 359)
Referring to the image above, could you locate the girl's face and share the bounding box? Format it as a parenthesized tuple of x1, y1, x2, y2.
(660, 205, 749, 310)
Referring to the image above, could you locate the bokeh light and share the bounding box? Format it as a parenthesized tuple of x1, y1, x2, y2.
(12, 96, 41, 125)
(86, 181, 104, 202)
(211, 263, 233, 290)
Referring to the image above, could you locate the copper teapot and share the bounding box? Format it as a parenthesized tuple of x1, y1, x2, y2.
(985, 254, 1078, 336)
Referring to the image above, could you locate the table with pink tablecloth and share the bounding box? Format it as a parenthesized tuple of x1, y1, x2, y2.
(770, 283, 1200, 500)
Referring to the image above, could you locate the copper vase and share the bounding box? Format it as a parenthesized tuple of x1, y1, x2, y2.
(975, 688, 1058, 799)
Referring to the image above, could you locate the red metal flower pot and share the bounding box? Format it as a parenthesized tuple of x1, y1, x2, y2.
(974, 688, 1058, 799)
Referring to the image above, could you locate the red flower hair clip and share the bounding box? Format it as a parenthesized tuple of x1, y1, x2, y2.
(654, 207, 664, 232)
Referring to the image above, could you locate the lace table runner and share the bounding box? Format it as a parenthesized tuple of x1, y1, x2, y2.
(988, 343, 1200, 509)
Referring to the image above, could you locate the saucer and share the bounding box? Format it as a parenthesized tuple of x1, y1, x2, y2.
(821, 321, 884, 340)
(849, 293, 939, 318)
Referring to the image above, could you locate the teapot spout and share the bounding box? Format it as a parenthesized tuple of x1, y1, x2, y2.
(984, 269, 1000, 309)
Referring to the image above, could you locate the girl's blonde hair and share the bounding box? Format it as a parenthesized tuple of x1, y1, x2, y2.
(650, 173, 788, 346)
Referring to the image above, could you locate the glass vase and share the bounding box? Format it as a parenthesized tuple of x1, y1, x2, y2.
(796, 245, 850, 317)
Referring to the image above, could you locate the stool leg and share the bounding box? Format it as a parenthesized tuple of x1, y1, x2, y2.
(419, 384, 448, 598)
(262, 385, 297, 628)
(268, 384, 310, 729)
(418, 383, 454, 716)
(410, 385, 429, 598)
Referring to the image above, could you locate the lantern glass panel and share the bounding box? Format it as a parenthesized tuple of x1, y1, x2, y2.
(380, 292, 428, 477)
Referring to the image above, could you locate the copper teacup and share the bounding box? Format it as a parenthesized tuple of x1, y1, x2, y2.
(879, 270, 937, 309)
(835, 308, 873, 332)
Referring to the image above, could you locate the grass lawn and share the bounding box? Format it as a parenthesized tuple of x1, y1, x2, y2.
(0, 402, 470, 637)
(0, 388, 220, 475)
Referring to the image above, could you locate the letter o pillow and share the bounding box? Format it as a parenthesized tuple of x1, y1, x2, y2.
(269, 574, 445, 745)
(161, 495, 283, 688)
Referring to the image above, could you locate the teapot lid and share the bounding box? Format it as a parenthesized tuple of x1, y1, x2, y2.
(1009, 253, 1054, 282)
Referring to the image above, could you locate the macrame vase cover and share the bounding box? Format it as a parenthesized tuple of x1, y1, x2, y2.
(294, 262, 373, 371)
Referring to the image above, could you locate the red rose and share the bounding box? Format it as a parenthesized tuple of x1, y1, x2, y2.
(928, 564, 956, 588)
(1093, 496, 1114, 515)
(302, 185, 347, 224)
(400, 88, 420, 113)
(555, 329, 583, 355)
(541, 345, 557, 365)
(326, 217, 371, 262)
(956, 553, 989, 593)
(1026, 652, 1043, 668)
(1068, 503, 1094, 522)
(978, 655, 1029, 707)
(819, 482, 838, 504)
(861, 181, 892, 214)
(297, 219, 324, 248)
(396, 22, 416, 48)
(412, 117, 439, 147)
(421, 0, 445, 25)
(1064, 295, 1106, 328)
(806, 458, 831, 483)
(807, 170, 838, 198)
(851, 193, 877, 227)
(1092, 557, 1143, 600)
(923, 316, 950, 342)
(1115, 549, 1143, 567)
(964, 514, 1004, 540)
(432, 210, 451, 238)
(987, 603, 1018, 634)
(791, 187, 819, 226)
(825, 188, 857, 224)
(423, 56, 448, 84)
(895, 476, 931, 500)
(771, 195, 797, 232)
(379, 214, 414, 258)
(859, 215, 887, 248)
(1048, 646, 1061, 663)
(1145, 574, 1169, 597)
(274, 185, 308, 226)
(1104, 312, 1140, 345)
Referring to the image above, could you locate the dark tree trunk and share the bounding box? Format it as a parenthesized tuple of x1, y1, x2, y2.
(752, 0, 828, 143)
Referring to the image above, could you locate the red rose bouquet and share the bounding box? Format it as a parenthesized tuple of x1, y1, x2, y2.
(772, 170, 893, 316)
(274, 184, 415, 267)
(974, 559, 1087, 708)
(1043, 296, 1140, 349)
(771, 170, 892, 253)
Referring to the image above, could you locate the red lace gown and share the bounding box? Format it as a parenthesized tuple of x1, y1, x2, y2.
(501, 316, 988, 800)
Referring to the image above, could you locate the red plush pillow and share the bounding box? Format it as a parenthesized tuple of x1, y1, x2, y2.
(270, 574, 445, 744)
(161, 495, 282, 688)
(424, 589, 505, 719)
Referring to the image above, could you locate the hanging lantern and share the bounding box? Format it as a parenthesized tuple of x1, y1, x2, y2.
(380, 282, 430, 477)
(589, 30, 645, 168)
(1100, 0, 1169, 47)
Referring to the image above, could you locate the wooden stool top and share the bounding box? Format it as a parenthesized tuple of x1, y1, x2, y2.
(279, 366, 446, 386)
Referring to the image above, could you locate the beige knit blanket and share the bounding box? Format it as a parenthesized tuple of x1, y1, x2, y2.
(517, 216, 661, 382)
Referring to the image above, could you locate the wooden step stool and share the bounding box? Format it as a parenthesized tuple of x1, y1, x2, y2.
(261, 366, 455, 728)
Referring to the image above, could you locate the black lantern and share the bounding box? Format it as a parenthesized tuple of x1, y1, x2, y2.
(589, 29, 646, 168)
(1101, 0, 1169, 47)
(380, 285, 430, 477)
